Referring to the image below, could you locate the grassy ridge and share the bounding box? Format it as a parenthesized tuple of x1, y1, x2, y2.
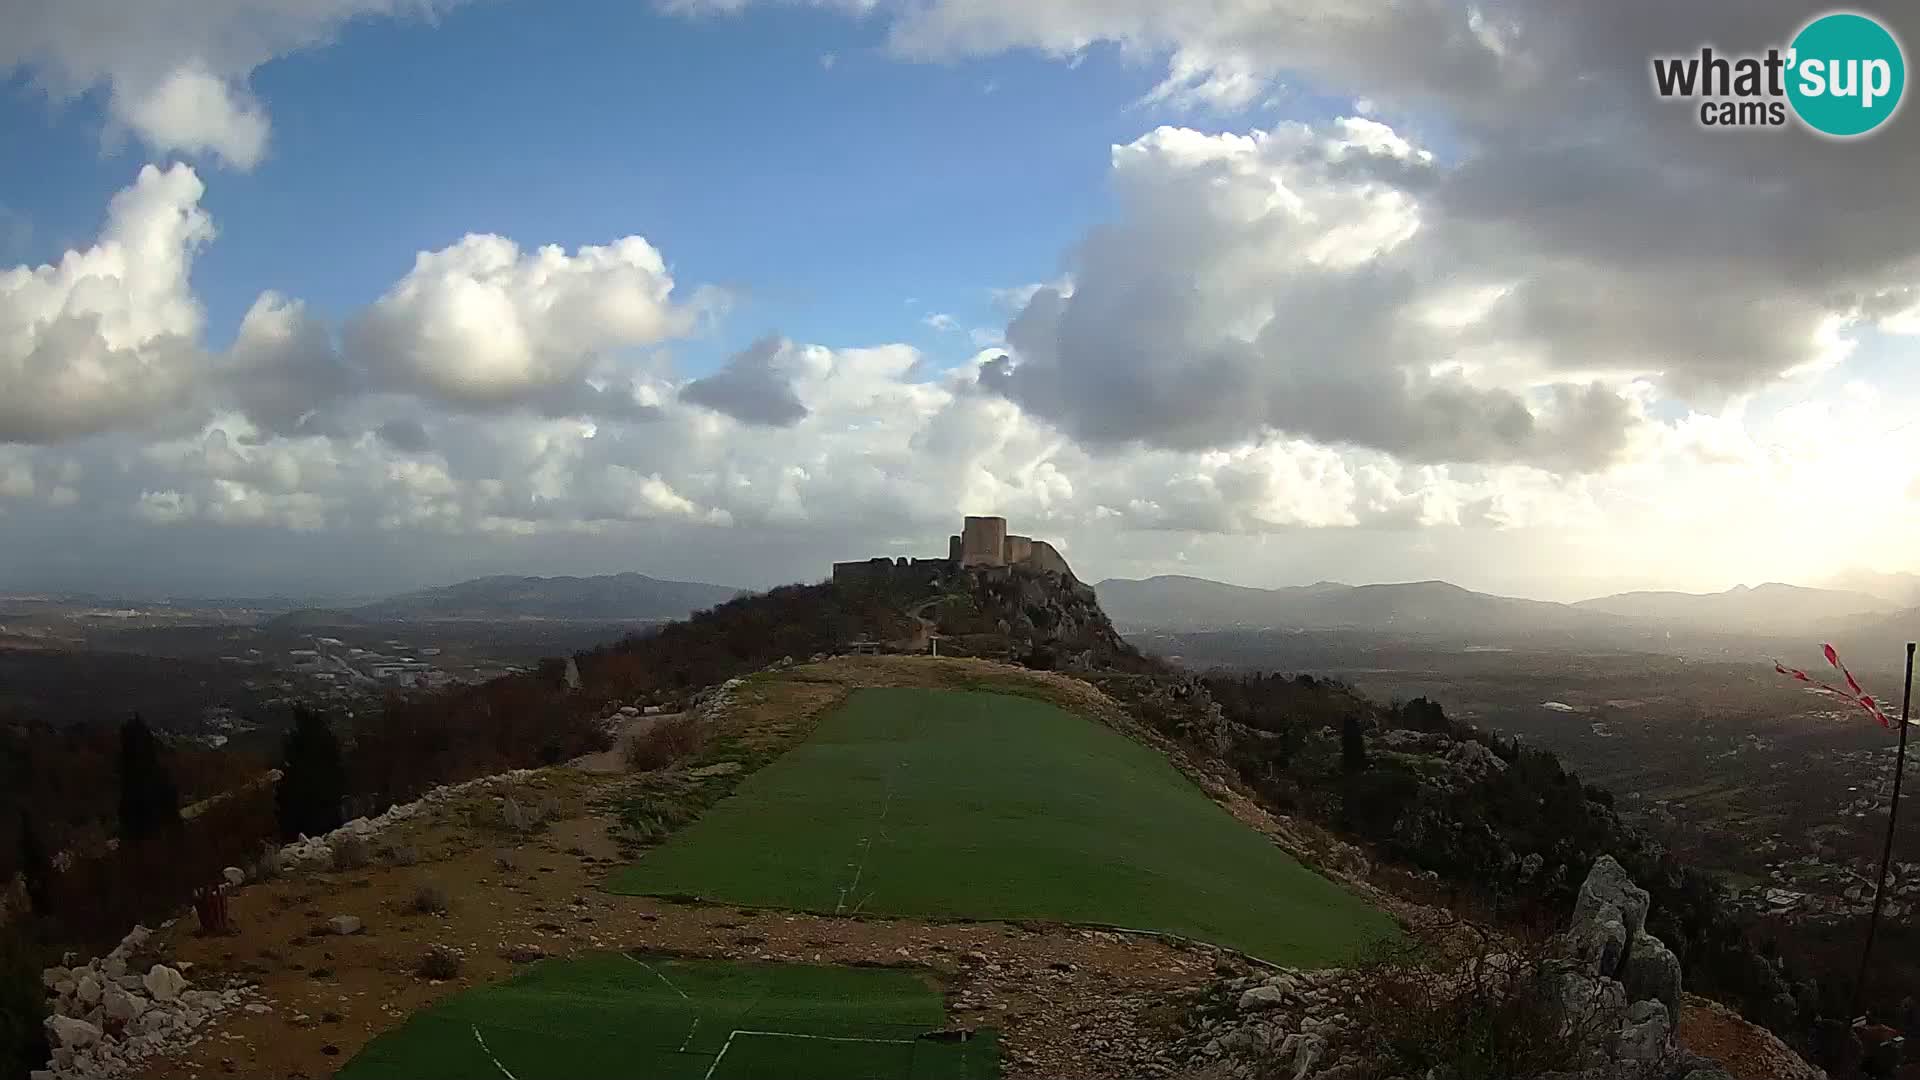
(611, 688, 1396, 966)
(338, 952, 997, 1080)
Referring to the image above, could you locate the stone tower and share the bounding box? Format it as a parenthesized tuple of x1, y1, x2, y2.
(959, 515, 1008, 567)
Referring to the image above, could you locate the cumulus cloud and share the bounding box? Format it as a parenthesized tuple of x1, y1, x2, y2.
(346, 233, 702, 412)
(1, 0, 470, 168)
(681, 336, 810, 426)
(977, 120, 1642, 469)
(660, 0, 1920, 457)
(0, 163, 210, 443)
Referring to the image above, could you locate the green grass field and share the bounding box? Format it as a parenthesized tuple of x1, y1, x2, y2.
(337, 952, 998, 1080)
(610, 687, 1396, 966)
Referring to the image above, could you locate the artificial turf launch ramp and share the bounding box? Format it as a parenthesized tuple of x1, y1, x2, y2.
(337, 952, 998, 1079)
(610, 687, 1395, 966)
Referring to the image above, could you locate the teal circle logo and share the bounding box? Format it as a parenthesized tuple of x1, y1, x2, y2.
(1787, 12, 1906, 137)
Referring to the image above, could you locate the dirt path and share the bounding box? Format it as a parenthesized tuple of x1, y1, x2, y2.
(568, 711, 678, 774)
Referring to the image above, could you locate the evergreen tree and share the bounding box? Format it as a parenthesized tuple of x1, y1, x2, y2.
(276, 708, 347, 841)
(1341, 713, 1369, 772)
(16, 813, 49, 917)
(116, 715, 180, 843)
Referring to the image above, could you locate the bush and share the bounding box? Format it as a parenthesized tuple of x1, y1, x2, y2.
(416, 945, 463, 980)
(625, 717, 706, 772)
(0, 927, 48, 1080)
(117, 715, 181, 843)
(1350, 929, 1616, 1079)
(407, 882, 450, 915)
(277, 708, 347, 842)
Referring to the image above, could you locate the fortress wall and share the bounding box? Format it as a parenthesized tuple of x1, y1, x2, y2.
(1003, 534, 1034, 565)
(949, 535, 962, 562)
(1025, 541, 1073, 579)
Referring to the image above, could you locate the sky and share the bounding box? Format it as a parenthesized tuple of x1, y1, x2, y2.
(4, 0, 1920, 602)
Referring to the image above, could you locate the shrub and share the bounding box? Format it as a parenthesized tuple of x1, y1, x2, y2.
(277, 708, 347, 842)
(416, 945, 463, 980)
(1348, 929, 1617, 1080)
(625, 717, 706, 772)
(117, 715, 181, 843)
(408, 883, 450, 915)
(0, 927, 48, 1080)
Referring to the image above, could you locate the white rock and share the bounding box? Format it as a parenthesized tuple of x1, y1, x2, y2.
(223, 865, 246, 886)
(103, 988, 148, 1022)
(42, 966, 71, 990)
(330, 914, 364, 935)
(1238, 986, 1289, 1011)
(143, 964, 187, 1001)
(46, 1015, 102, 1048)
(102, 954, 127, 979)
(75, 974, 102, 1004)
(53, 978, 75, 998)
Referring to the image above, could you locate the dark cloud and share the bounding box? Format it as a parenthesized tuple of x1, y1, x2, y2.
(375, 418, 432, 452)
(680, 336, 810, 427)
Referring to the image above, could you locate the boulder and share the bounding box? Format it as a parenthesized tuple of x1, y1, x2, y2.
(1554, 970, 1627, 1033)
(1571, 908, 1629, 978)
(41, 966, 69, 990)
(1377, 729, 1453, 754)
(142, 964, 187, 1002)
(46, 1015, 102, 1049)
(1238, 985, 1288, 1011)
(223, 865, 246, 887)
(329, 915, 364, 936)
(1572, 856, 1649, 947)
(75, 973, 102, 1005)
(1620, 931, 1681, 1018)
(1616, 1000, 1671, 1062)
(1447, 739, 1509, 775)
(102, 988, 148, 1022)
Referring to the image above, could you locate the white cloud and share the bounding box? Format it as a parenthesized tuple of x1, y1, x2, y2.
(922, 312, 957, 332)
(347, 233, 703, 411)
(110, 63, 270, 169)
(1, 0, 475, 169)
(0, 163, 210, 443)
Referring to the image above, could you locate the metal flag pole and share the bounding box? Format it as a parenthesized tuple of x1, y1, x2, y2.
(1854, 641, 1916, 1020)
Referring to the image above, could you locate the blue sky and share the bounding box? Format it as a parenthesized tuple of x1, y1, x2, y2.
(3, 1, 1268, 368)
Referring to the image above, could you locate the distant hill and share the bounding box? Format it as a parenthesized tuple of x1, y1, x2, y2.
(354, 573, 743, 622)
(1092, 575, 1620, 636)
(1573, 582, 1895, 635)
(277, 573, 745, 624)
(1822, 568, 1920, 608)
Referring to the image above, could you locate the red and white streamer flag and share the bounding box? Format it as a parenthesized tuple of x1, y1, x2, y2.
(1774, 643, 1891, 727)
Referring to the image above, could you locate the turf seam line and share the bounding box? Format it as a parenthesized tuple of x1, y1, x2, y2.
(623, 953, 703, 1052)
(702, 1028, 922, 1079)
(835, 758, 900, 915)
(470, 1024, 519, 1080)
(625, 953, 694, 1001)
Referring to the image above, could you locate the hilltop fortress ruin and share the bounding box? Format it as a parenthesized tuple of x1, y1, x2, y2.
(831, 515, 1075, 585)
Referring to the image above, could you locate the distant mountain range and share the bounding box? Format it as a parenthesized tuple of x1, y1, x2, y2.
(274, 573, 743, 625)
(1571, 583, 1894, 633)
(1093, 574, 1903, 641)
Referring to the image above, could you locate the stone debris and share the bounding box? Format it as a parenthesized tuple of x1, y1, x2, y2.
(328, 915, 363, 936)
(274, 767, 539, 871)
(1172, 858, 1810, 1080)
(38, 924, 264, 1080)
